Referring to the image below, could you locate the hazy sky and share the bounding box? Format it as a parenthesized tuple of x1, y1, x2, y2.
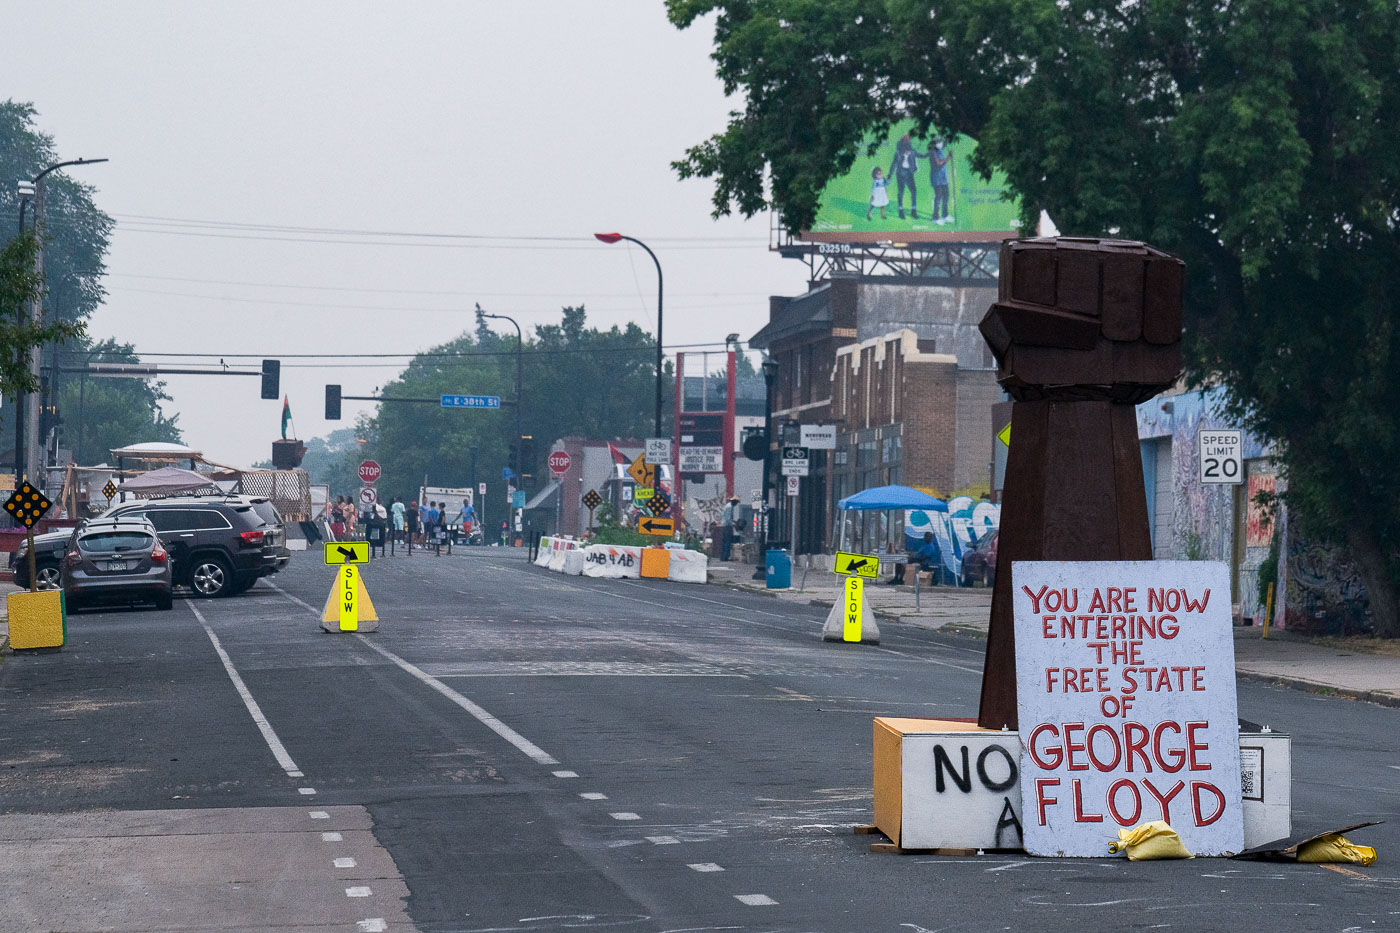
(11, 1, 809, 466)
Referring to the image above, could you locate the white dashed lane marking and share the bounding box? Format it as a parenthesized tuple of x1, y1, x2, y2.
(735, 894, 778, 906)
(610, 812, 641, 821)
(334, 857, 357, 868)
(309, 811, 330, 820)
(298, 787, 317, 795)
(579, 792, 608, 800)
(647, 835, 680, 845)
(357, 921, 388, 933)
(346, 886, 373, 897)
(688, 863, 725, 872)
(553, 770, 580, 778)
(321, 831, 343, 842)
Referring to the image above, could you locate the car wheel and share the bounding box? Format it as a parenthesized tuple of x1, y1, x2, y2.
(982, 566, 993, 588)
(155, 591, 173, 611)
(189, 556, 233, 598)
(35, 564, 62, 591)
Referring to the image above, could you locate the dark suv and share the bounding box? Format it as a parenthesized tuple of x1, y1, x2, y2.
(98, 495, 290, 597)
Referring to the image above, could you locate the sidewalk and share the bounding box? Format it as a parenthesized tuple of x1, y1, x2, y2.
(707, 559, 1400, 708)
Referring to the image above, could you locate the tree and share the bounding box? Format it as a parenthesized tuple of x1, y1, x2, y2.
(0, 232, 85, 430)
(668, 0, 1400, 636)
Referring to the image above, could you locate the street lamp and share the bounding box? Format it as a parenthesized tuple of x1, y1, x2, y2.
(593, 233, 663, 438)
(480, 311, 523, 532)
(753, 357, 779, 580)
(22, 157, 108, 487)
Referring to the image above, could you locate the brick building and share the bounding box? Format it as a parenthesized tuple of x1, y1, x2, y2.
(751, 273, 1002, 553)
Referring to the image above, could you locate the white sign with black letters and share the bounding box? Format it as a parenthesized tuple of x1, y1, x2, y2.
(1198, 429, 1243, 485)
(645, 438, 672, 466)
(800, 424, 837, 450)
(781, 446, 809, 477)
(1014, 560, 1243, 857)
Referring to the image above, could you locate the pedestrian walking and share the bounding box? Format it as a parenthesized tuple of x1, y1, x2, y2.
(720, 495, 739, 561)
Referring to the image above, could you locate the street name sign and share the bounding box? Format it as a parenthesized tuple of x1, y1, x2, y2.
(781, 446, 809, 477)
(1014, 560, 1243, 857)
(324, 541, 370, 565)
(645, 438, 672, 465)
(800, 424, 837, 450)
(638, 515, 674, 536)
(834, 550, 879, 579)
(1198, 429, 1243, 485)
(441, 394, 501, 409)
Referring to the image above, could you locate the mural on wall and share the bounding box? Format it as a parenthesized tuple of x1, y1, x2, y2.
(1284, 534, 1372, 635)
(1245, 472, 1277, 549)
(905, 496, 1001, 578)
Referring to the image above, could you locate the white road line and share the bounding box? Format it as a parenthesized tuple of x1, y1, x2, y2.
(580, 792, 608, 800)
(268, 581, 562, 767)
(321, 832, 343, 842)
(688, 862, 725, 872)
(334, 857, 357, 868)
(346, 886, 372, 897)
(734, 894, 777, 906)
(298, 787, 317, 795)
(646, 835, 680, 845)
(186, 599, 303, 777)
(553, 770, 579, 778)
(356, 637, 560, 766)
(610, 812, 641, 821)
(357, 921, 388, 933)
(310, 811, 330, 819)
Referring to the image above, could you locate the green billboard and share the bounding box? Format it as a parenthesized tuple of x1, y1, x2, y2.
(800, 120, 1023, 243)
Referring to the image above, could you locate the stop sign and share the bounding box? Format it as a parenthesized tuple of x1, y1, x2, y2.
(358, 460, 382, 484)
(548, 451, 572, 475)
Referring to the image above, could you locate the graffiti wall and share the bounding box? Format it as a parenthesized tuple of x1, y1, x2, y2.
(904, 496, 1000, 578)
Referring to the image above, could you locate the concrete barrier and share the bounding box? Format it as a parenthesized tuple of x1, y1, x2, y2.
(561, 549, 587, 575)
(534, 538, 555, 567)
(666, 549, 708, 584)
(581, 544, 643, 579)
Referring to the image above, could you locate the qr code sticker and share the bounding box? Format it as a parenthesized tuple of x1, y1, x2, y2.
(1239, 746, 1264, 802)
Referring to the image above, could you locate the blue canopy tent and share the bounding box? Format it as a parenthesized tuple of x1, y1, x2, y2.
(833, 485, 957, 594)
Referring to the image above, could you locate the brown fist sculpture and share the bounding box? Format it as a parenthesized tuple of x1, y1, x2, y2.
(976, 238, 1184, 730)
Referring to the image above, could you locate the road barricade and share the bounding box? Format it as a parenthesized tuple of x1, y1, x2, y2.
(581, 544, 643, 579)
(639, 548, 670, 579)
(666, 549, 707, 584)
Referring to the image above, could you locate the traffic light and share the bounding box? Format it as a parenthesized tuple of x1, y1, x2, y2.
(260, 359, 280, 400)
(519, 435, 535, 489)
(325, 384, 342, 420)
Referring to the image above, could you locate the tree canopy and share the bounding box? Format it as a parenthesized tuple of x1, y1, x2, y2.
(669, 0, 1400, 635)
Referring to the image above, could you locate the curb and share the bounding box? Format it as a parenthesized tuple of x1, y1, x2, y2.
(1234, 670, 1400, 709)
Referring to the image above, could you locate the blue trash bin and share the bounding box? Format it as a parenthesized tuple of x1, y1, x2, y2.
(765, 549, 791, 589)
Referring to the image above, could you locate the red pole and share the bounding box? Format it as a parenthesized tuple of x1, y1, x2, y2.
(674, 352, 685, 532)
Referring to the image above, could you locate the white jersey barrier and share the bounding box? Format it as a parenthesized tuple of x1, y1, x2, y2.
(581, 545, 643, 579)
(532, 538, 707, 583)
(666, 548, 708, 584)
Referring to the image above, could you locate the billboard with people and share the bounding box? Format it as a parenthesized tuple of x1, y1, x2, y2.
(799, 119, 1022, 243)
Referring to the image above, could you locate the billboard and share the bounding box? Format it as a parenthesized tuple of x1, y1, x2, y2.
(799, 119, 1022, 244)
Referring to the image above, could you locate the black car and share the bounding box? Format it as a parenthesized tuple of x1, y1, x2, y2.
(9, 528, 74, 590)
(98, 495, 290, 597)
(960, 528, 999, 587)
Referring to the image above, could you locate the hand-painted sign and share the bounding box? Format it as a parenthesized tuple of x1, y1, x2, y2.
(1014, 561, 1243, 857)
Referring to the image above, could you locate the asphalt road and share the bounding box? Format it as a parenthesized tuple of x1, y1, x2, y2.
(1, 547, 1396, 933)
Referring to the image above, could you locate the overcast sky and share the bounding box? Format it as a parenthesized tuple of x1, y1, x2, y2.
(11, 1, 809, 467)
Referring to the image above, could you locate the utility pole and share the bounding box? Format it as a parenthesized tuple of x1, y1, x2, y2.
(24, 158, 107, 487)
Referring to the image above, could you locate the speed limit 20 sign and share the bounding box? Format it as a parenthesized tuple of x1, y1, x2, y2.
(1198, 429, 1243, 485)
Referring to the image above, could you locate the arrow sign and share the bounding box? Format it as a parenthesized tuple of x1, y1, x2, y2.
(323, 540, 371, 565)
(638, 516, 675, 536)
(833, 550, 879, 579)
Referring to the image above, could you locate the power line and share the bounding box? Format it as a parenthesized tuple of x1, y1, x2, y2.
(68, 339, 738, 362)
(108, 226, 762, 250)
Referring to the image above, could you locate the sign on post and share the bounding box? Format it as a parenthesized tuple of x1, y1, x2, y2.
(627, 453, 656, 488)
(785, 475, 800, 497)
(358, 486, 378, 508)
(1199, 429, 1243, 485)
(1013, 560, 1244, 857)
(512, 489, 526, 509)
(440, 394, 502, 409)
(799, 424, 837, 450)
(638, 515, 674, 536)
(833, 550, 879, 579)
(324, 541, 371, 565)
(581, 489, 602, 510)
(644, 438, 672, 465)
(358, 460, 381, 485)
(781, 446, 809, 477)
(548, 451, 572, 475)
(843, 577, 864, 642)
(678, 446, 723, 474)
(478, 482, 487, 496)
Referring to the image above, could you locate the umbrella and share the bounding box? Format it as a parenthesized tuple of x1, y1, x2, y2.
(838, 484, 947, 512)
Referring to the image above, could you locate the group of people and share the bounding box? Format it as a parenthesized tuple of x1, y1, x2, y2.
(323, 494, 479, 551)
(868, 133, 953, 223)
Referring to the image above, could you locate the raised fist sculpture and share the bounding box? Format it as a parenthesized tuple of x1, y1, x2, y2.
(976, 238, 1184, 730)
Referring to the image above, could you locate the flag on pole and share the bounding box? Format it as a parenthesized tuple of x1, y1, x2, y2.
(607, 442, 629, 465)
(281, 396, 291, 440)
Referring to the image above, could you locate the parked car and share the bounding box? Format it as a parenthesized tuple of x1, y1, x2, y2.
(9, 528, 76, 590)
(97, 495, 290, 597)
(61, 516, 173, 611)
(960, 528, 999, 587)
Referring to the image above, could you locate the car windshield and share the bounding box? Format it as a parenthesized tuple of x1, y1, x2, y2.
(79, 531, 154, 553)
(251, 501, 281, 526)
